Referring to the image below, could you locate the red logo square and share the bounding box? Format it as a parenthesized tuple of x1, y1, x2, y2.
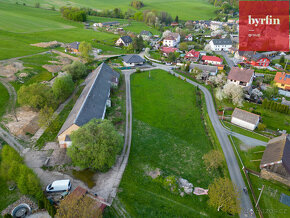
(239, 1, 289, 51)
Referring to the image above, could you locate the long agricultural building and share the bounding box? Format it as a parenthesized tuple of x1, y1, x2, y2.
(57, 63, 119, 148)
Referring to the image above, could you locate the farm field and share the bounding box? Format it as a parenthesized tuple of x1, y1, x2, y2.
(113, 70, 229, 217)
(4, 0, 217, 20)
(0, 2, 132, 60)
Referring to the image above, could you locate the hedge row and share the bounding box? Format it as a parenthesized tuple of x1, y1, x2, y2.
(262, 98, 289, 114)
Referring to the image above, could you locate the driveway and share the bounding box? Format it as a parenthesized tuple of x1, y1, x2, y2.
(152, 62, 255, 217)
(216, 51, 235, 69)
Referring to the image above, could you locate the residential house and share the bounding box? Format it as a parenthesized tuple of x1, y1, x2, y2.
(163, 33, 180, 47)
(185, 34, 193, 41)
(161, 47, 178, 57)
(210, 21, 223, 31)
(184, 49, 200, 62)
(274, 72, 290, 90)
(140, 30, 153, 41)
(67, 42, 80, 53)
(57, 63, 119, 148)
(209, 38, 232, 51)
(227, 67, 254, 87)
(235, 51, 270, 68)
(93, 21, 120, 27)
(122, 54, 144, 67)
(115, 36, 132, 47)
(190, 63, 218, 76)
(202, 56, 223, 65)
(260, 134, 290, 186)
(231, 108, 260, 130)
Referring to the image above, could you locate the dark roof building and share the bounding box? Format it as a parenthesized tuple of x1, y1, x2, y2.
(57, 63, 119, 147)
(122, 54, 144, 66)
(140, 30, 152, 36)
(227, 67, 254, 84)
(211, 38, 232, 46)
(120, 36, 132, 44)
(68, 42, 80, 50)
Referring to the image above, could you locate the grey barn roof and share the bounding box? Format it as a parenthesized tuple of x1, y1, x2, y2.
(122, 54, 144, 63)
(231, 108, 260, 125)
(140, 30, 152, 36)
(58, 63, 119, 136)
(212, 38, 232, 45)
(120, 36, 132, 44)
(68, 42, 80, 50)
(190, 63, 217, 73)
(101, 21, 120, 26)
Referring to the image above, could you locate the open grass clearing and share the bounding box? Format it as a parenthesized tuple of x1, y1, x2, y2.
(116, 70, 230, 217)
(4, 0, 217, 20)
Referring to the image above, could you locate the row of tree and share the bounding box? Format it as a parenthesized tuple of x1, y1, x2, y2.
(262, 99, 290, 114)
(0, 145, 56, 217)
(60, 7, 87, 22)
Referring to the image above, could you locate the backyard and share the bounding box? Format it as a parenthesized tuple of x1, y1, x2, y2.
(111, 70, 229, 217)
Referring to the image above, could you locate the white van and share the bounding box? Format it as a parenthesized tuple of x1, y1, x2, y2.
(46, 180, 71, 193)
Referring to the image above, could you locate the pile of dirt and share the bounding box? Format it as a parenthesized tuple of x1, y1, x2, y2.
(57, 56, 72, 65)
(42, 64, 62, 73)
(31, 41, 62, 48)
(147, 168, 161, 179)
(0, 62, 24, 81)
(4, 107, 39, 139)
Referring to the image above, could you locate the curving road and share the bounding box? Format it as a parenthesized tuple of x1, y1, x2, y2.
(152, 62, 255, 217)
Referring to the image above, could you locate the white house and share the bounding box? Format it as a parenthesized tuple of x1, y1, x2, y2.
(115, 36, 132, 47)
(163, 33, 180, 47)
(201, 56, 223, 65)
(227, 67, 254, 87)
(209, 38, 232, 51)
(122, 54, 144, 67)
(231, 108, 260, 130)
(210, 21, 223, 31)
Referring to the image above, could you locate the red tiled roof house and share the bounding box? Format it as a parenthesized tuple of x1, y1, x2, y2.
(202, 55, 223, 65)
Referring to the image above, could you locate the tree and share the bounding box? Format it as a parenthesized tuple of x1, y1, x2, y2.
(132, 36, 144, 52)
(203, 150, 224, 170)
(130, 0, 144, 9)
(38, 106, 54, 127)
(175, 15, 179, 22)
(279, 55, 285, 65)
(63, 61, 87, 81)
(179, 42, 188, 51)
(52, 74, 74, 101)
(67, 119, 122, 171)
(208, 177, 240, 214)
(257, 123, 266, 131)
(35, 2, 40, 8)
(79, 41, 93, 61)
(18, 83, 56, 110)
(167, 52, 176, 63)
(222, 83, 244, 106)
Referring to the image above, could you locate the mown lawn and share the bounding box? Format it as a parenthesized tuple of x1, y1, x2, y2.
(0, 83, 9, 118)
(116, 70, 229, 217)
(223, 121, 269, 142)
(0, 177, 22, 213)
(0, 2, 124, 60)
(4, 0, 217, 20)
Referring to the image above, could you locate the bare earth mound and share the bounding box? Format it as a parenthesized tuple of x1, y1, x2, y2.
(31, 41, 63, 48)
(0, 61, 24, 81)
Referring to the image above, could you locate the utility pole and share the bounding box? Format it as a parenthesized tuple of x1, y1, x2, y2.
(255, 185, 264, 208)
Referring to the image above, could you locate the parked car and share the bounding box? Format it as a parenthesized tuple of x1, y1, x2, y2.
(46, 180, 71, 193)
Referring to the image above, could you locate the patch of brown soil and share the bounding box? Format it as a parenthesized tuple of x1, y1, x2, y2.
(3, 107, 39, 139)
(57, 56, 72, 65)
(42, 64, 62, 73)
(31, 41, 62, 48)
(0, 62, 24, 81)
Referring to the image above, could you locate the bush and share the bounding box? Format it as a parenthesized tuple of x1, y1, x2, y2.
(257, 123, 266, 131)
(60, 7, 86, 22)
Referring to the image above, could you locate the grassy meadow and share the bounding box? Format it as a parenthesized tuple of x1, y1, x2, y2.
(4, 0, 217, 20)
(114, 70, 229, 217)
(0, 2, 128, 60)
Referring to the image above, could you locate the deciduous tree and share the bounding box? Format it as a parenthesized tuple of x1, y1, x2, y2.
(63, 61, 87, 81)
(52, 74, 74, 101)
(38, 106, 54, 127)
(208, 177, 240, 214)
(79, 41, 93, 61)
(203, 150, 224, 170)
(68, 119, 122, 171)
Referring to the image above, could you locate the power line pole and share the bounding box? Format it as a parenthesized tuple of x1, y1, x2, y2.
(255, 185, 264, 208)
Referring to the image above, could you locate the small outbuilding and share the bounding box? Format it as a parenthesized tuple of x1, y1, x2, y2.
(122, 54, 144, 67)
(231, 108, 260, 130)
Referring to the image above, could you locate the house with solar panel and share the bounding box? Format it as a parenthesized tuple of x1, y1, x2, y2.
(57, 63, 119, 148)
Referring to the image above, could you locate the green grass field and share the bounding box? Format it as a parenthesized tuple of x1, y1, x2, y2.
(5, 0, 217, 20)
(0, 2, 127, 60)
(115, 70, 229, 217)
(0, 83, 10, 118)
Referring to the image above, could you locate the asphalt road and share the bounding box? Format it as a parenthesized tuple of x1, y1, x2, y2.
(216, 51, 235, 69)
(152, 63, 255, 217)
